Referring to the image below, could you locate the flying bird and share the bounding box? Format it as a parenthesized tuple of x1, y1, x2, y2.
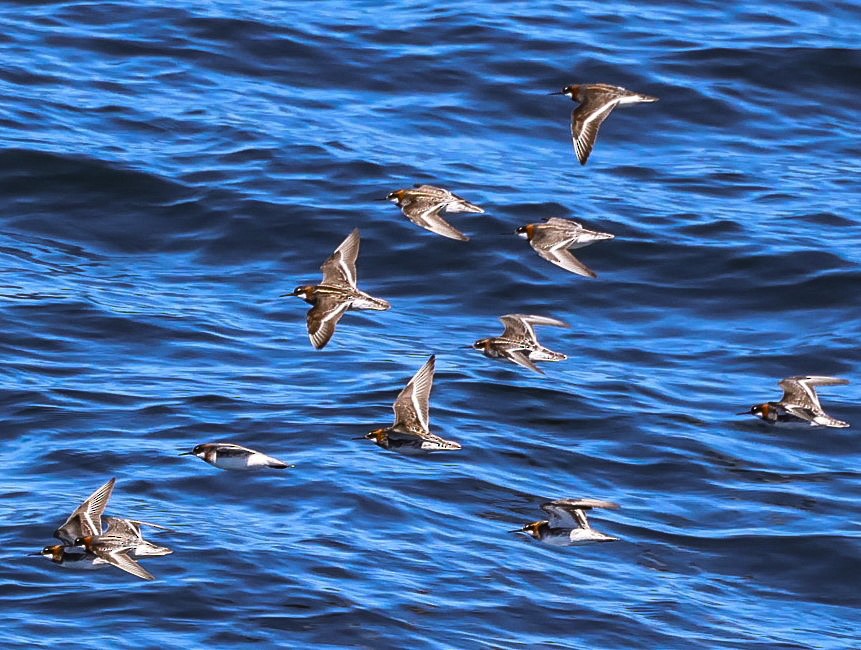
(516, 217, 614, 278)
(387, 184, 484, 241)
(551, 83, 658, 165)
(287, 228, 390, 349)
(741, 376, 850, 428)
(362, 355, 462, 453)
(512, 498, 620, 545)
(473, 313, 568, 374)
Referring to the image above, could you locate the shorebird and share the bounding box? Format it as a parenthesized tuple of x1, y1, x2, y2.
(37, 517, 172, 571)
(35, 544, 101, 570)
(362, 355, 462, 453)
(287, 228, 390, 349)
(387, 184, 483, 241)
(550, 83, 658, 165)
(180, 442, 293, 470)
(39, 478, 172, 579)
(473, 313, 568, 374)
(742, 376, 850, 428)
(516, 217, 614, 278)
(74, 534, 157, 581)
(512, 499, 620, 545)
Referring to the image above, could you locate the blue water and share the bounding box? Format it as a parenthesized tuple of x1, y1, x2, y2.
(1, 1, 860, 647)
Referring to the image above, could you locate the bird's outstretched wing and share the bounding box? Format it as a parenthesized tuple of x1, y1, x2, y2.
(779, 376, 848, 411)
(392, 355, 435, 432)
(571, 95, 619, 165)
(499, 314, 569, 342)
(320, 228, 360, 288)
(54, 477, 116, 543)
(306, 294, 351, 349)
(532, 245, 597, 278)
(541, 499, 619, 528)
(101, 548, 155, 581)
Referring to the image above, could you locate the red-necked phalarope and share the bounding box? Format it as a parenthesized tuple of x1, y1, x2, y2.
(40, 479, 172, 577)
(73, 534, 157, 581)
(35, 544, 101, 570)
(286, 228, 390, 349)
(741, 376, 850, 428)
(36, 517, 172, 571)
(180, 442, 294, 470)
(386, 184, 483, 241)
(550, 83, 658, 165)
(362, 355, 462, 453)
(516, 217, 614, 278)
(473, 313, 569, 374)
(512, 499, 620, 545)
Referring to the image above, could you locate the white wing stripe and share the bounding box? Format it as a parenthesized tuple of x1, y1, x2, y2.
(411, 385, 427, 432)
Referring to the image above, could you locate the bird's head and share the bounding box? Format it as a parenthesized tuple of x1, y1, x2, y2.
(472, 338, 491, 352)
(741, 403, 771, 420)
(549, 85, 579, 99)
(286, 285, 314, 301)
(36, 545, 65, 562)
(514, 224, 533, 240)
(363, 428, 388, 445)
(510, 520, 548, 538)
(179, 444, 206, 459)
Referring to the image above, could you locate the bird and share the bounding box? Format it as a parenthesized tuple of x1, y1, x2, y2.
(286, 228, 390, 349)
(34, 544, 102, 571)
(473, 313, 569, 374)
(362, 355, 462, 453)
(53, 477, 116, 545)
(516, 217, 614, 278)
(741, 376, 850, 428)
(35, 519, 172, 571)
(550, 83, 658, 165)
(40, 478, 172, 580)
(73, 534, 157, 581)
(512, 499, 620, 545)
(180, 442, 294, 470)
(386, 184, 484, 241)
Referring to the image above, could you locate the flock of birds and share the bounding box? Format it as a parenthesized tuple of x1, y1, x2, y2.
(36, 83, 851, 580)
(36, 479, 171, 581)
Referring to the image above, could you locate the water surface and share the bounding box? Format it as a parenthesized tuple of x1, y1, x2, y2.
(1, 1, 859, 648)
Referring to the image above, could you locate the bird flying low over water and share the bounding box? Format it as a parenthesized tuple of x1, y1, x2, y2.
(36, 544, 99, 570)
(287, 228, 390, 349)
(38, 477, 172, 581)
(516, 217, 614, 278)
(386, 184, 484, 241)
(73, 533, 157, 581)
(180, 442, 294, 470)
(550, 83, 658, 165)
(362, 354, 462, 453)
(741, 376, 850, 428)
(473, 313, 569, 374)
(512, 499, 620, 545)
